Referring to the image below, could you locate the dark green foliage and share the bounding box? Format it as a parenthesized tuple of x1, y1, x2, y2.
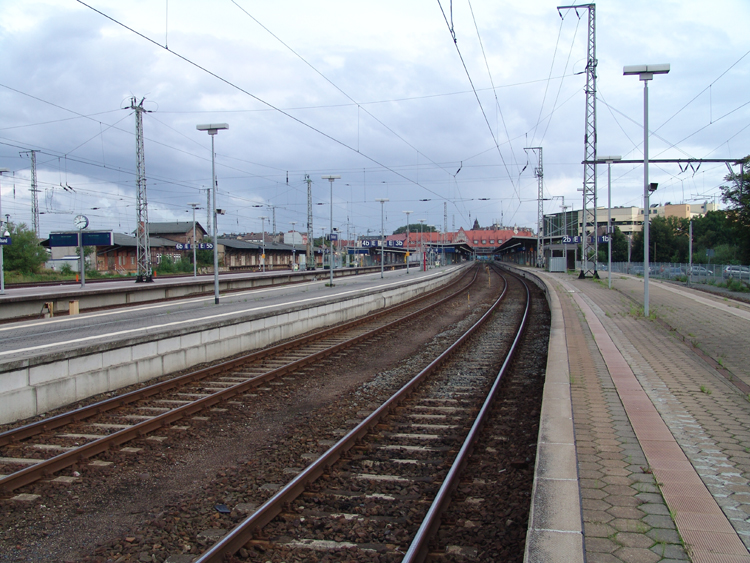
(719, 156, 750, 263)
(3, 222, 48, 274)
(392, 224, 437, 235)
(155, 255, 193, 274)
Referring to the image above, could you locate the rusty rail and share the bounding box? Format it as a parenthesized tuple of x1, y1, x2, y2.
(0, 266, 478, 494)
(193, 268, 511, 563)
(401, 269, 531, 562)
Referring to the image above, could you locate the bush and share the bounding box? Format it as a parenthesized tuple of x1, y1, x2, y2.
(4, 222, 48, 274)
(60, 263, 73, 275)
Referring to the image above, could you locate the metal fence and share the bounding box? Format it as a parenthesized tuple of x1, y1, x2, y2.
(594, 262, 750, 284)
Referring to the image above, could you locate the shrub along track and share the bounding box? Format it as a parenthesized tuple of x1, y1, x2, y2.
(0, 265, 549, 563)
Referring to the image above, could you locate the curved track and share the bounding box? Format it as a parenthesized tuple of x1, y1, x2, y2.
(194, 267, 534, 562)
(0, 267, 477, 495)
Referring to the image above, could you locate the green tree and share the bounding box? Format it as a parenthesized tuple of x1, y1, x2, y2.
(597, 227, 629, 263)
(719, 156, 750, 263)
(195, 249, 213, 267)
(392, 223, 435, 235)
(4, 222, 48, 274)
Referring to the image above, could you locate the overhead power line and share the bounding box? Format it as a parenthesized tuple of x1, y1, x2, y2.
(75, 0, 449, 202)
(436, 0, 518, 199)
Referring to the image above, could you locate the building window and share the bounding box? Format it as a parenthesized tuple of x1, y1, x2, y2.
(473, 240, 478, 244)
(490, 239, 495, 244)
(482, 240, 486, 244)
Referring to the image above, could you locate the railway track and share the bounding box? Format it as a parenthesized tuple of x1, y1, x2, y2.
(193, 267, 535, 562)
(0, 266, 478, 497)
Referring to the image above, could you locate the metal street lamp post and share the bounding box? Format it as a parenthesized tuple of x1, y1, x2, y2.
(0, 168, 8, 294)
(187, 202, 200, 279)
(322, 175, 340, 287)
(623, 64, 669, 316)
(402, 210, 412, 274)
(258, 216, 267, 272)
(419, 219, 425, 271)
(290, 221, 297, 270)
(598, 157, 621, 288)
(196, 123, 228, 304)
(375, 198, 389, 278)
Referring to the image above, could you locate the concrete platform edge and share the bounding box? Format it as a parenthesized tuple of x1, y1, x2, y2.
(510, 267, 584, 563)
(0, 267, 465, 425)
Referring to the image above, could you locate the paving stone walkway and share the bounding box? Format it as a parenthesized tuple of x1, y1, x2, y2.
(540, 270, 750, 562)
(554, 277, 688, 562)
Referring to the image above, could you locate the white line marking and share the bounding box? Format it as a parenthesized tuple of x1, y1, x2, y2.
(0, 269, 454, 357)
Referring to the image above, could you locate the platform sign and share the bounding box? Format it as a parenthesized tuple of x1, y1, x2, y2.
(49, 233, 79, 247)
(198, 242, 214, 250)
(0, 236, 10, 245)
(598, 235, 611, 243)
(81, 231, 113, 246)
(328, 233, 338, 241)
(176, 243, 191, 250)
(49, 231, 112, 246)
(561, 235, 582, 245)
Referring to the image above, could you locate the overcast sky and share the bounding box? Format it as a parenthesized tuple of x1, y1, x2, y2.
(0, 0, 748, 240)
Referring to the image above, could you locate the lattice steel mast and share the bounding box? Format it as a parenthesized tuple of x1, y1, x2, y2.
(28, 150, 39, 237)
(130, 97, 152, 282)
(558, 3, 597, 278)
(305, 174, 313, 269)
(525, 147, 544, 267)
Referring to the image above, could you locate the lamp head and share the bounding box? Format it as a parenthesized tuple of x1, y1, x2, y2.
(196, 123, 229, 135)
(623, 64, 670, 81)
(649, 182, 659, 192)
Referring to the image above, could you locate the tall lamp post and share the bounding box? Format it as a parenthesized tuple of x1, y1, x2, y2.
(196, 123, 228, 305)
(258, 216, 267, 272)
(375, 198, 389, 278)
(322, 175, 340, 287)
(290, 221, 297, 270)
(0, 168, 9, 295)
(402, 210, 412, 274)
(187, 202, 200, 279)
(597, 157, 621, 288)
(623, 64, 669, 316)
(419, 219, 425, 271)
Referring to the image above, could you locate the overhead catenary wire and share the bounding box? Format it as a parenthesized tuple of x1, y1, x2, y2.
(231, 0, 455, 181)
(75, 0, 449, 204)
(467, 0, 520, 175)
(435, 0, 519, 200)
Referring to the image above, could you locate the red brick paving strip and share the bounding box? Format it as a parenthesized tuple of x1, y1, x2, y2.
(571, 290, 750, 562)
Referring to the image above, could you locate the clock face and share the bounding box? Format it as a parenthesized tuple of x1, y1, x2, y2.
(74, 215, 89, 230)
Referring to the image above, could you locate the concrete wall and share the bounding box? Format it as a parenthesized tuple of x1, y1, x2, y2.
(0, 267, 464, 425)
(0, 266, 397, 322)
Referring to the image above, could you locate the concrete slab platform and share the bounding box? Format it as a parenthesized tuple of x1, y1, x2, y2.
(526, 266, 750, 562)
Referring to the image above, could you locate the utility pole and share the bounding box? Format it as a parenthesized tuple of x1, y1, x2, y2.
(443, 201, 447, 262)
(206, 188, 211, 235)
(130, 96, 152, 282)
(558, 3, 597, 278)
(526, 147, 543, 268)
(21, 151, 40, 237)
(305, 174, 313, 269)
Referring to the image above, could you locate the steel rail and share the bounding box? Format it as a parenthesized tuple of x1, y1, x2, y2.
(193, 268, 510, 563)
(0, 267, 479, 494)
(0, 266, 473, 448)
(402, 270, 531, 562)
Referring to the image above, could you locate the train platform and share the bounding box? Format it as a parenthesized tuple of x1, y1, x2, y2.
(527, 269, 750, 563)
